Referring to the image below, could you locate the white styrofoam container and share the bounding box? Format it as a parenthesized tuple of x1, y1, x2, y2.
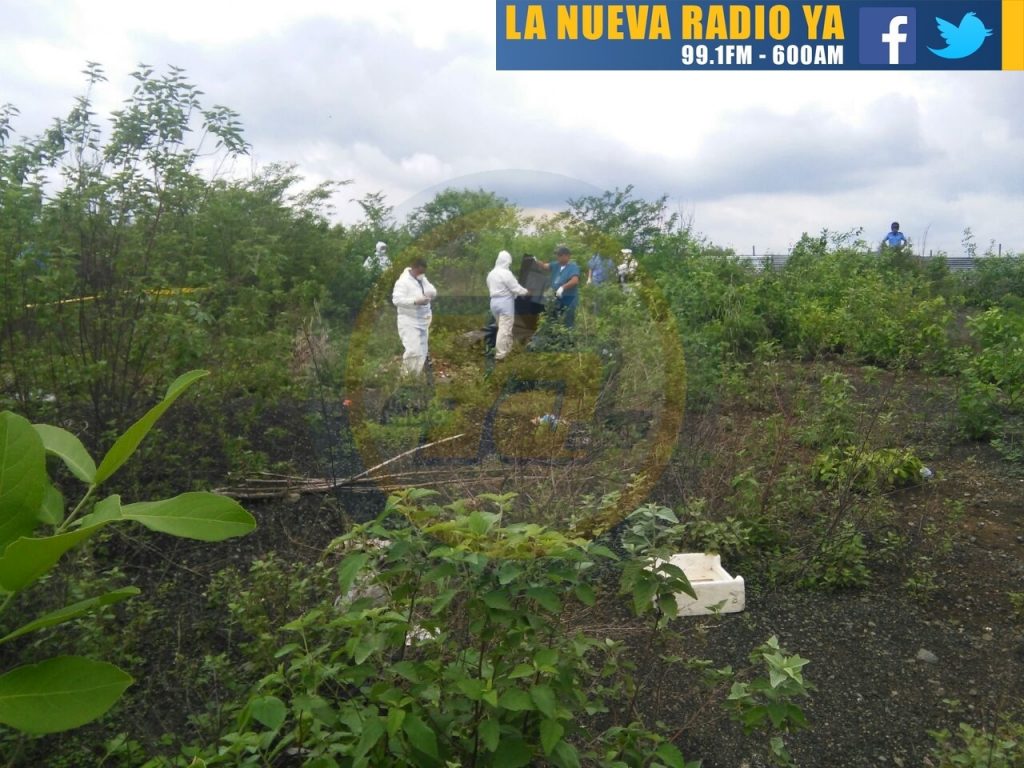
(655, 553, 745, 616)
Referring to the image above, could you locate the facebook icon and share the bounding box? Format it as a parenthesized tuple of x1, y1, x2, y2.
(860, 7, 917, 65)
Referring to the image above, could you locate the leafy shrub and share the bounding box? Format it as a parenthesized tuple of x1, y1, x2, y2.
(812, 446, 925, 492)
(620, 499, 757, 562)
(797, 372, 858, 448)
(966, 308, 1024, 407)
(959, 308, 1024, 438)
(725, 635, 813, 768)
(800, 523, 871, 590)
(174, 491, 699, 767)
(0, 371, 255, 735)
(955, 307, 1024, 439)
(735, 238, 956, 369)
(929, 719, 1024, 768)
(678, 499, 755, 559)
(903, 557, 940, 599)
(205, 554, 338, 668)
(957, 376, 1003, 440)
(991, 430, 1024, 464)
(1, 69, 368, 429)
(959, 255, 1024, 307)
(620, 504, 688, 556)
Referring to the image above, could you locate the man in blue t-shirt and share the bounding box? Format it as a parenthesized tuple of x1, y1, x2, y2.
(537, 244, 581, 327)
(587, 253, 611, 285)
(883, 221, 907, 248)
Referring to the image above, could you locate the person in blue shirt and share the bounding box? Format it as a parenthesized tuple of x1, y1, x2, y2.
(883, 222, 907, 248)
(586, 253, 611, 285)
(536, 244, 580, 327)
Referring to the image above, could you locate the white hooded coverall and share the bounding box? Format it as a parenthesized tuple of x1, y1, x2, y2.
(486, 251, 529, 360)
(392, 267, 437, 375)
(364, 242, 391, 271)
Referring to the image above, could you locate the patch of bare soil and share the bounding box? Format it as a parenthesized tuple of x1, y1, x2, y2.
(624, 369, 1024, 766)
(32, 366, 1023, 767)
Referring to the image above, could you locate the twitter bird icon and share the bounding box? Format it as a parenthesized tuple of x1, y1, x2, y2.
(928, 12, 992, 59)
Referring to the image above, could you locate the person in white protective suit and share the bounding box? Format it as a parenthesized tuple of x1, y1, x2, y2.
(617, 248, 637, 282)
(364, 241, 391, 272)
(486, 250, 530, 361)
(392, 257, 437, 375)
(617, 248, 637, 293)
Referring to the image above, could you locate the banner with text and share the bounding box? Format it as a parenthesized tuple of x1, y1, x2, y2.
(496, 0, 1024, 70)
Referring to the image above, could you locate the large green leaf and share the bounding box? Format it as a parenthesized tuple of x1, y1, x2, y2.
(493, 737, 532, 768)
(33, 424, 97, 484)
(0, 656, 133, 733)
(337, 552, 370, 596)
(0, 588, 141, 645)
(498, 689, 533, 712)
(248, 695, 287, 731)
(38, 484, 65, 526)
(402, 713, 439, 760)
(94, 370, 208, 486)
(529, 685, 557, 719)
(0, 412, 47, 550)
(0, 516, 112, 593)
(479, 718, 500, 752)
(551, 741, 582, 768)
(539, 718, 564, 755)
(121, 492, 255, 541)
(73, 493, 123, 529)
(654, 742, 692, 768)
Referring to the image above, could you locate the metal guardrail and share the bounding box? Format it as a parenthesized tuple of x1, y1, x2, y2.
(756, 254, 989, 272)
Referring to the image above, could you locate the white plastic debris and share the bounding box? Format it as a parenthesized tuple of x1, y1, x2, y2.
(655, 553, 745, 616)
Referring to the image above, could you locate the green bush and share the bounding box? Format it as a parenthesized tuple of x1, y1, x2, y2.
(678, 499, 754, 559)
(725, 635, 813, 768)
(797, 371, 858, 448)
(0, 371, 255, 736)
(966, 307, 1024, 404)
(812, 446, 925, 492)
(800, 523, 871, 590)
(958, 255, 1024, 307)
(956, 307, 1024, 439)
(170, 491, 701, 767)
(929, 718, 1024, 768)
(957, 376, 1003, 440)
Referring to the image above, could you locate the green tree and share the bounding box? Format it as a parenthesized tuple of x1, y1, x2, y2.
(406, 187, 511, 240)
(1, 64, 371, 423)
(403, 188, 520, 269)
(561, 185, 678, 253)
(0, 63, 247, 424)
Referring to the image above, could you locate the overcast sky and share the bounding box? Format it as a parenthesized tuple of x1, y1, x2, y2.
(3, 0, 1022, 255)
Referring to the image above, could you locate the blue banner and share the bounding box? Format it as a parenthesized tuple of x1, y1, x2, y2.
(496, 1, 1012, 70)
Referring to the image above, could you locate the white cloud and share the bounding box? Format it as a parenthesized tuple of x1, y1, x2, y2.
(3, 3, 1022, 256)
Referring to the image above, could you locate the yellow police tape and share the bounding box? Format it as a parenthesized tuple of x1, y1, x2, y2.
(23, 286, 200, 310)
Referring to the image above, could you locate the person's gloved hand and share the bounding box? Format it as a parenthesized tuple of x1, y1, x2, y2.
(555, 286, 564, 298)
(414, 296, 430, 305)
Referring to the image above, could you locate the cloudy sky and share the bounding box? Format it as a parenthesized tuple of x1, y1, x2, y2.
(3, 0, 1023, 255)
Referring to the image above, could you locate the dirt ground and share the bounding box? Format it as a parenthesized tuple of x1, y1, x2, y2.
(626, 437, 1024, 766)
(27, 363, 1022, 766)
(207, 376, 1023, 766)
(643, 365, 1023, 766)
